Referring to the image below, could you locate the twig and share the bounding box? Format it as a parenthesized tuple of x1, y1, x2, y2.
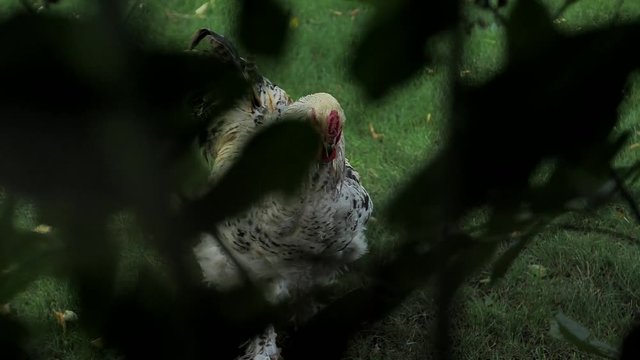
(368, 122, 384, 141)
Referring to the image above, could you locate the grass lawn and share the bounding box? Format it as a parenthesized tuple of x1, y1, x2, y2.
(2, 0, 640, 359)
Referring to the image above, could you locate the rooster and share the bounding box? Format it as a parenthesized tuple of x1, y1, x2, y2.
(190, 29, 373, 359)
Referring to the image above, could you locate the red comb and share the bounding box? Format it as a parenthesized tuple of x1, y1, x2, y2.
(327, 110, 341, 139)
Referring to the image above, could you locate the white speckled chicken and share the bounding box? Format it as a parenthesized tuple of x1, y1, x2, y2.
(190, 29, 373, 360)
(196, 91, 372, 301)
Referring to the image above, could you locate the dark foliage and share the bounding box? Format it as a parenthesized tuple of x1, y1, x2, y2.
(0, 0, 638, 359)
(0, 315, 30, 360)
(351, 0, 459, 99)
(237, 0, 290, 56)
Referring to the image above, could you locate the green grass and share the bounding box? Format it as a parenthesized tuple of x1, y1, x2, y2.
(2, 0, 640, 359)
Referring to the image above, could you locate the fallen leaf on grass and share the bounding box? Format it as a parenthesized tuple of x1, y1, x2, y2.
(33, 224, 52, 234)
(53, 310, 78, 333)
(614, 207, 630, 223)
(195, 2, 209, 18)
(528, 264, 548, 278)
(91, 337, 104, 348)
(1, 264, 18, 275)
(350, 8, 361, 20)
(629, 143, 640, 150)
(369, 122, 384, 141)
(426, 113, 432, 124)
(165, 9, 193, 20)
(290, 16, 300, 29)
(330, 9, 342, 16)
(483, 295, 494, 306)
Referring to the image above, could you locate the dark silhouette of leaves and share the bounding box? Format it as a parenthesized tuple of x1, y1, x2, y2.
(621, 322, 640, 360)
(284, 232, 481, 359)
(237, 0, 290, 56)
(351, 0, 459, 99)
(355, 2, 640, 357)
(0, 13, 246, 209)
(185, 120, 319, 232)
(0, 195, 65, 302)
(388, 20, 640, 234)
(1, 0, 639, 359)
(506, 0, 560, 66)
(101, 268, 283, 360)
(0, 315, 30, 360)
(0, 230, 64, 302)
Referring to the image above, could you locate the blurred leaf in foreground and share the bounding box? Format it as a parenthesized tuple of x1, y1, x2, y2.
(185, 120, 319, 233)
(351, 0, 458, 99)
(550, 311, 620, 359)
(237, 0, 290, 56)
(0, 315, 29, 360)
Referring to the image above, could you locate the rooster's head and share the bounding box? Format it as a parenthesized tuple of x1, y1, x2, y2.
(284, 93, 345, 163)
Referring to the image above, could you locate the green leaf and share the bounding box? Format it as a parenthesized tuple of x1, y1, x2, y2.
(550, 311, 620, 359)
(385, 152, 461, 239)
(527, 264, 548, 278)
